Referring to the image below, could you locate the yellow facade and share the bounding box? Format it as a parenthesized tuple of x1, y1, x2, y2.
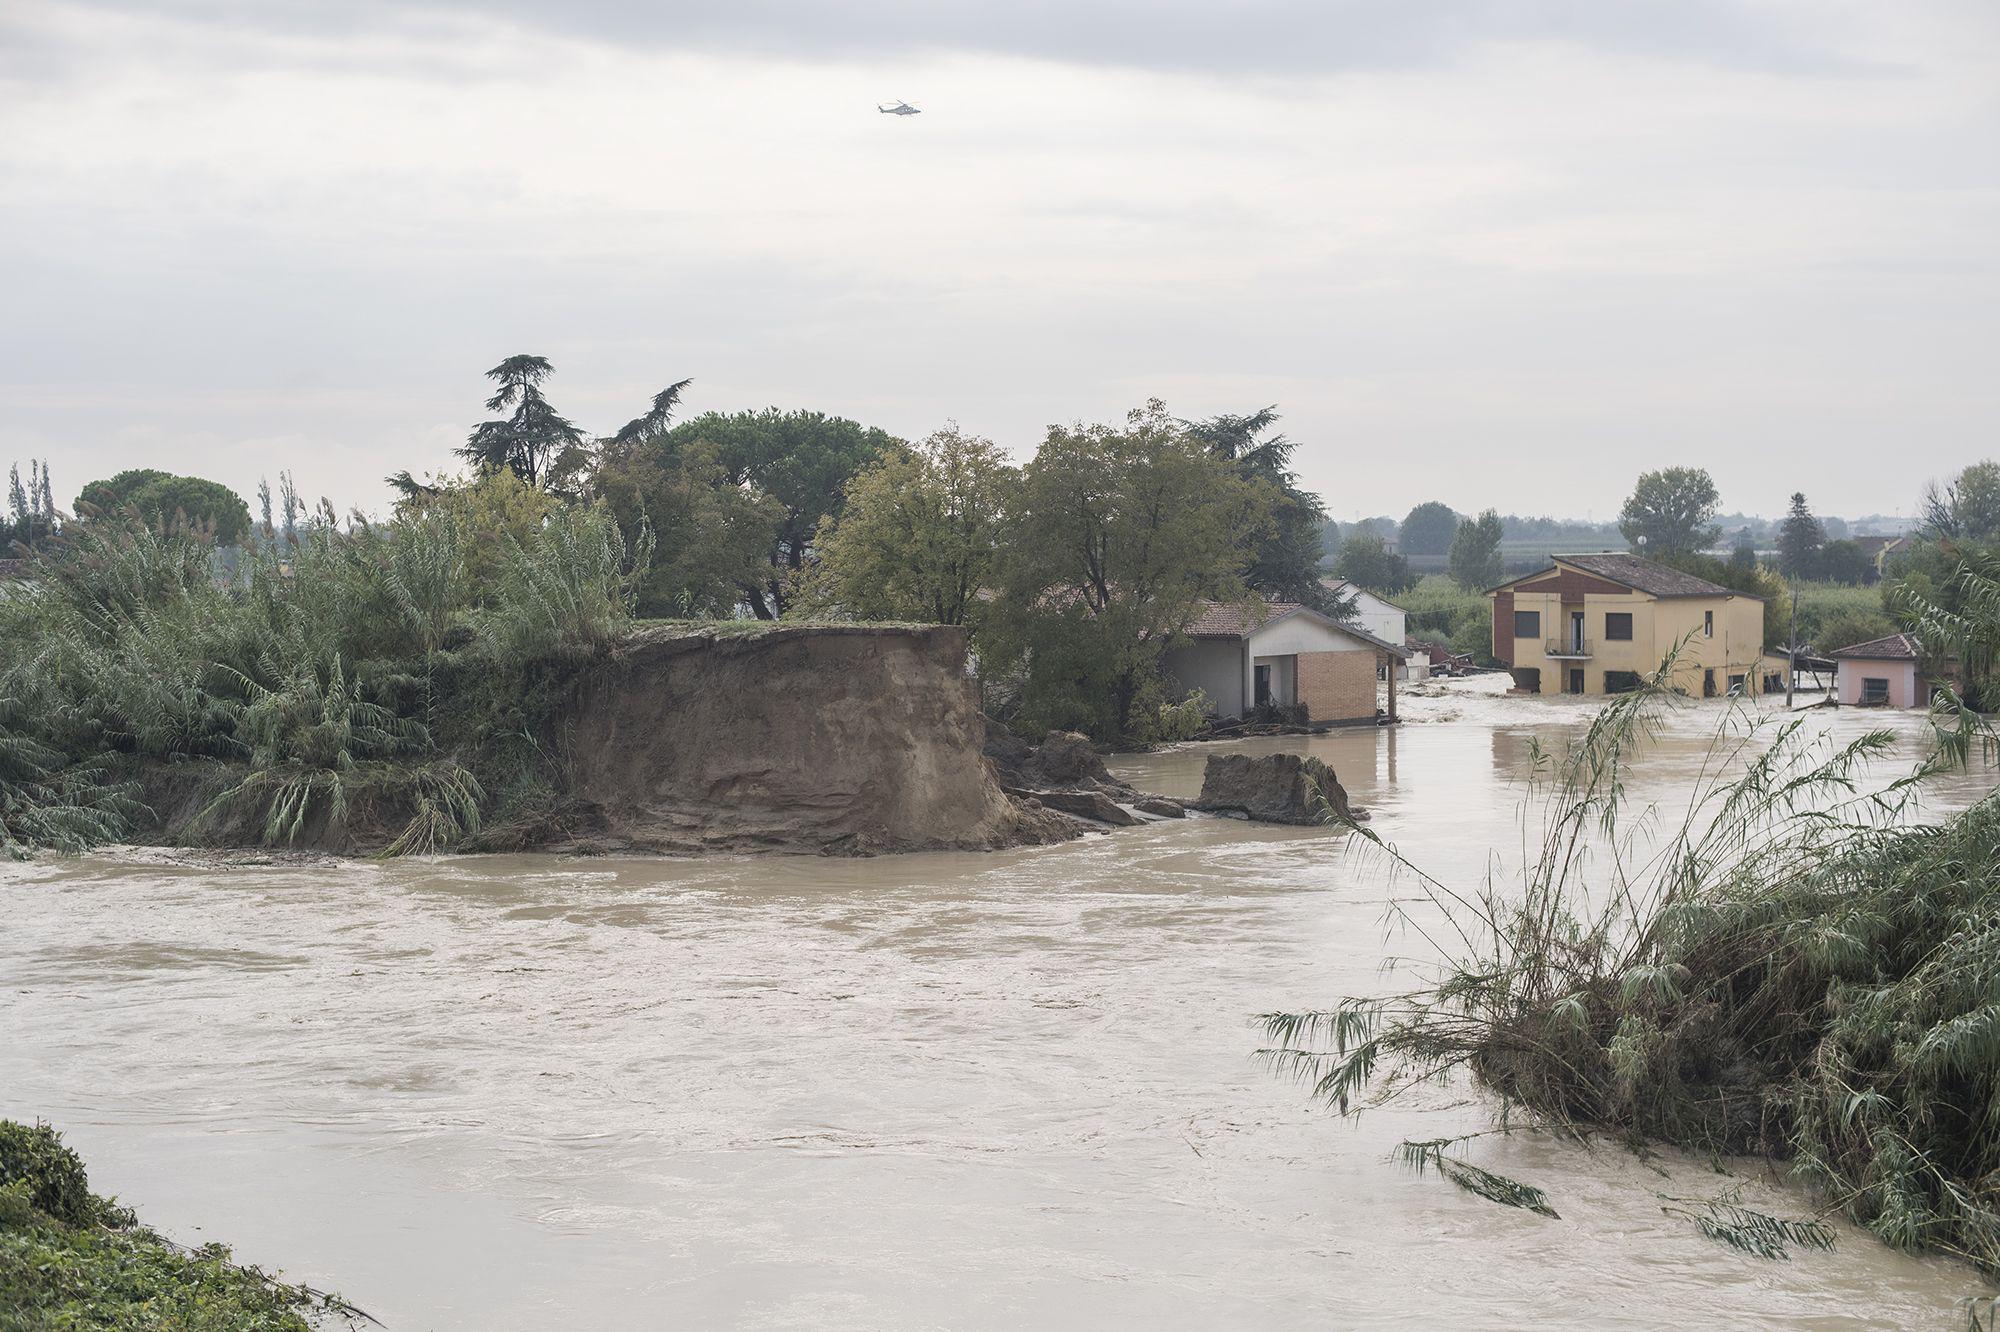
(1496, 563, 1767, 697)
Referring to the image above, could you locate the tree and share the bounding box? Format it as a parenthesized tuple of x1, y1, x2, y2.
(1399, 501, 1460, 558)
(1817, 539, 1874, 586)
(1923, 460, 2000, 542)
(1959, 462, 2000, 541)
(75, 468, 250, 545)
(599, 440, 780, 618)
(1332, 532, 1411, 595)
(991, 402, 1258, 739)
(75, 468, 170, 515)
(1317, 518, 1341, 565)
(458, 355, 585, 489)
(1777, 492, 1825, 579)
(1183, 407, 1332, 609)
(1730, 536, 1758, 571)
(1446, 509, 1504, 590)
(2, 462, 53, 552)
(660, 409, 898, 619)
(1618, 467, 1720, 556)
(796, 428, 1015, 627)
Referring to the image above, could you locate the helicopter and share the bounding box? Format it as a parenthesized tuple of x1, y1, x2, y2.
(877, 99, 921, 116)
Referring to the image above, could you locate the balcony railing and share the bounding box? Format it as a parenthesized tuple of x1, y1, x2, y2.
(1545, 636, 1592, 658)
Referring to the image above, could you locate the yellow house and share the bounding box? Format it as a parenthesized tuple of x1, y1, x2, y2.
(1488, 553, 1768, 697)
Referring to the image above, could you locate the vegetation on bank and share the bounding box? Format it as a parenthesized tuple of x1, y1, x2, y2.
(0, 1120, 365, 1329)
(1264, 553, 2000, 1271)
(0, 497, 639, 859)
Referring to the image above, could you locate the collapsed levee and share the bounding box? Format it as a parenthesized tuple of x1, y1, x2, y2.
(551, 623, 1075, 855)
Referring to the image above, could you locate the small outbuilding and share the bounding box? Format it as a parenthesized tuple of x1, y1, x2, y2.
(1831, 632, 1927, 708)
(1163, 601, 1410, 724)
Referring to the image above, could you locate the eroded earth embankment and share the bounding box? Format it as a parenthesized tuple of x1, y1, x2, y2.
(551, 623, 1073, 856)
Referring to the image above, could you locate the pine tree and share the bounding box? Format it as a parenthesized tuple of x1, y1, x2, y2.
(458, 355, 585, 489)
(1777, 492, 1824, 580)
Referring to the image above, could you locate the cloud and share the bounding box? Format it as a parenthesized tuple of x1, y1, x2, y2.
(10, 0, 1858, 79)
(0, 1, 1993, 519)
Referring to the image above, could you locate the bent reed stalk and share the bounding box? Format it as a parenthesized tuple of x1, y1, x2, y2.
(1265, 644, 2000, 1271)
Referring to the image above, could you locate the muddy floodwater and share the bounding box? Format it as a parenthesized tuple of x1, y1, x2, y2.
(5, 680, 1996, 1329)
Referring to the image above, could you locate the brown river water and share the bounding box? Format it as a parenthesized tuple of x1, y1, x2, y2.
(4, 679, 1996, 1330)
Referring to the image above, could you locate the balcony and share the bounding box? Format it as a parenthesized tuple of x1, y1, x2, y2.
(1544, 636, 1592, 659)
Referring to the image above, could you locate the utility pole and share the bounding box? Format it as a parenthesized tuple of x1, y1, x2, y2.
(1785, 584, 1798, 710)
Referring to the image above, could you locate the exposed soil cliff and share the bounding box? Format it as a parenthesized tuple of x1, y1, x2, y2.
(555, 624, 1073, 855)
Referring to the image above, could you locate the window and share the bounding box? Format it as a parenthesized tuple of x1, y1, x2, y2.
(1604, 612, 1633, 641)
(1728, 674, 1746, 696)
(1603, 670, 1642, 694)
(1513, 610, 1540, 638)
(1861, 677, 1890, 705)
(1703, 611, 1714, 638)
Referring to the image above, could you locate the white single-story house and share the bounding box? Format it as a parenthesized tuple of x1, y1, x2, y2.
(1320, 577, 1423, 679)
(1163, 600, 1411, 723)
(1832, 632, 1927, 708)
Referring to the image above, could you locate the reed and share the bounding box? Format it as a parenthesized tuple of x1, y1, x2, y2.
(0, 496, 638, 855)
(1264, 625, 2000, 1267)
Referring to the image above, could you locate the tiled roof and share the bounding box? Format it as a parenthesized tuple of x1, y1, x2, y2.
(1183, 600, 1409, 657)
(1186, 600, 1304, 637)
(1830, 631, 1919, 660)
(1553, 552, 1749, 599)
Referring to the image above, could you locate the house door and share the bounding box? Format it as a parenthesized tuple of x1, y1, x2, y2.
(1254, 663, 1272, 707)
(1567, 668, 1585, 694)
(1569, 610, 1585, 653)
(1703, 669, 1716, 698)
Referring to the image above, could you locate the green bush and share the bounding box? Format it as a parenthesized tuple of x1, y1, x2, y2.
(0, 1122, 94, 1227)
(1400, 575, 1494, 664)
(0, 1119, 364, 1329)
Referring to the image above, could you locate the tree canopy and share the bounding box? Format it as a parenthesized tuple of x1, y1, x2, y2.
(661, 409, 898, 618)
(1182, 407, 1332, 610)
(1777, 492, 1825, 579)
(797, 428, 1015, 628)
(1399, 501, 1459, 558)
(1332, 532, 1411, 595)
(1446, 509, 1504, 590)
(990, 401, 1258, 738)
(1618, 467, 1720, 556)
(457, 355, 586, 490)
(75, 468, 250, 545)
(1920, 460, 2000, 542)
(5, 460, 58, 553)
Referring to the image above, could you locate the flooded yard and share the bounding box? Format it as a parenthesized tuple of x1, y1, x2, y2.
(3, 681, 1993, 1329)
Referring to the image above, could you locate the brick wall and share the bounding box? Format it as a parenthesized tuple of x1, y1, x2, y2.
(1297, 649, 1379, 722)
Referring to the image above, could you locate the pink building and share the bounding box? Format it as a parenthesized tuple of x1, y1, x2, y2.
(1831, 632, 1926, 708)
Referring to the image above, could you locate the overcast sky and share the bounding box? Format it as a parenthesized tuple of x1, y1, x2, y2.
(3, 1, 1995, 524)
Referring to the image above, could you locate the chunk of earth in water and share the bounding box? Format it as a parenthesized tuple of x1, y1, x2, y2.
(1191, 752, 1366, 824)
